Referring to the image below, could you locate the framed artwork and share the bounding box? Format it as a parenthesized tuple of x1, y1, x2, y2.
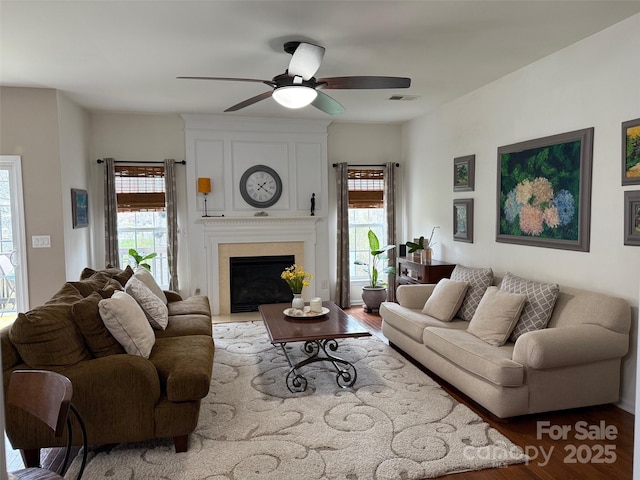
(622, 118, 640, 186)
(71, 189, 89, 228)
(454, 155, 475, 192)
(624, 190, 640, 246)
(496, 127, 593, 252)
(453, 198, 474, 243)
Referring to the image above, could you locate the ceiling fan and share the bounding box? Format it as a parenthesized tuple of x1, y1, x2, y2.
(178, 41, 411, 115)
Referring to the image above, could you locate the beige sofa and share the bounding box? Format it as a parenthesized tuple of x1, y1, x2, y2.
(380, 269, 631, 419)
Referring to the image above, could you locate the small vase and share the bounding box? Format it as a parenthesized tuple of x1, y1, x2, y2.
(291, 293, 305, 309)
(420, 248, 432, 264)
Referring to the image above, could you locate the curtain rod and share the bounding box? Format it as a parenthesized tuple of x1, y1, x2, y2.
(96, 159, 186, 165)
(332, 163, 399, 168)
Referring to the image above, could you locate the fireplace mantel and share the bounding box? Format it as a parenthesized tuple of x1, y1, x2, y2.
(201, 216, 321, 315)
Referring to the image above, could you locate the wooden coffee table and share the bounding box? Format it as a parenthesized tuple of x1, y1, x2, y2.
(259, 301, 371, 393)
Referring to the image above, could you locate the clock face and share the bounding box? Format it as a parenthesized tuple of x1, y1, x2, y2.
(239, 165, 283, 208)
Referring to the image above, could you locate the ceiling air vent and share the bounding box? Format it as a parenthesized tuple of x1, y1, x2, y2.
(388, 95, 418, 101)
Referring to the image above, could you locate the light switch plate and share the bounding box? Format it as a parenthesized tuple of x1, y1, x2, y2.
(32, 235, 51, 248)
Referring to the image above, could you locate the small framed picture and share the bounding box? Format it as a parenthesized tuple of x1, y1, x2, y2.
(71, 189, 89, 228)
(622, 118, 640, 186)
(453, 198, 474, 243)
(624, 190, 640, 246)
(454, 155, 475, 192)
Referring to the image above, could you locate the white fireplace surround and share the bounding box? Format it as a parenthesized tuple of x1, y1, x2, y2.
(201, 216, 320, 315)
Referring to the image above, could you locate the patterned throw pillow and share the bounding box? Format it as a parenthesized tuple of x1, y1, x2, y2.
(125, 276, 169, 330)
(132, 267, 168, 305)
(450, 265, 494, 321)
(500, 272, 560, 342)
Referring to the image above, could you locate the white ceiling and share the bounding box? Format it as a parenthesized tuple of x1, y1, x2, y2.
(1, 1, 639, 123)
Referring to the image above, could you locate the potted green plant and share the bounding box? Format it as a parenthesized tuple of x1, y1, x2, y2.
(128, 248, 157, 271)
(354, 230, 396, 312)
(405, 226, 439, 264)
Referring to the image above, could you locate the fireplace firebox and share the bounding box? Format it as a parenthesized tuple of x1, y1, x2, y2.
(230, 255, 295, 312)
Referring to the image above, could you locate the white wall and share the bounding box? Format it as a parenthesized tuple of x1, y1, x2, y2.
(0, 87, 67, 306)
(403, 14, 640, 412)
(89, 112, 188, 289)
(327, 122, 404, 303)
(58, 92, 92, 280)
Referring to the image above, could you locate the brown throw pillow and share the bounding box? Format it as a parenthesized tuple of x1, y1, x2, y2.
(71, 293, 125, 357)
(69, 271, 111, 297)
(9, 303, 92, 368)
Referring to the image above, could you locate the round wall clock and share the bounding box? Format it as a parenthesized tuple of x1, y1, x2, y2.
(239, 165, 283, 208)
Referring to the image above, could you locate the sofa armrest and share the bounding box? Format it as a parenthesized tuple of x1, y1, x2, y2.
(395, 284, 437, 309)
(164, 290, 183, 302)
(513, 325, 630, 369)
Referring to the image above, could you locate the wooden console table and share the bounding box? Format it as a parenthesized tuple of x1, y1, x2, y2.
(397, 257, 456, 286)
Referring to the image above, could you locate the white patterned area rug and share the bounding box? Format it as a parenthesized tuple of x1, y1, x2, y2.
(66, 321, 527, 479)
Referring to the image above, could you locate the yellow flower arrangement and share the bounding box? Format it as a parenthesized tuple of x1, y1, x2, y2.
(281, 264, 312, 294)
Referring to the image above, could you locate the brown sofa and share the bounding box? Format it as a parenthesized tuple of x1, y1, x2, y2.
(2, 265, 214, 466)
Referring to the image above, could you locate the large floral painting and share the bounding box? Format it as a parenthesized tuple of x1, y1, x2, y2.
(496, 128, 593, 251)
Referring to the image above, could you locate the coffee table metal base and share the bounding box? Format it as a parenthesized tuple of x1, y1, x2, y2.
(275, 339, 357, 393)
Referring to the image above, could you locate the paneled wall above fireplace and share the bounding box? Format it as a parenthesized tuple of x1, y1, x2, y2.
(182, 115, 332, 311)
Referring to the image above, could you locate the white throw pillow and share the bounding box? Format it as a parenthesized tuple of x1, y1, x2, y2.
(125, 276, 169, 330)
(467, 287, 526, 347)
(133, 267, 168, 305)
(421, 279, 469, 322)
(98, 291, 155, 358)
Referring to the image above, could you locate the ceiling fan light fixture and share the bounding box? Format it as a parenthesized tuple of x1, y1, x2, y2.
(272, 85, 317, 109)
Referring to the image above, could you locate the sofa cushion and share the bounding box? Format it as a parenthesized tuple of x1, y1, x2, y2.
(45, 283, 85, 305)
(132, 267, 168, 305)
(380, 302, 468, 343)
(80, 265, 134, 287)
(98, 278, 124, 298)
(450, 265, 493, 321)
(149, 335, 214, 402)
(500, 272, 560, 342)
(423, 327, 524, 386)
(98, 291, 155, 358)
(125, 276, 169, 330)
(467, 287, 526, 346)
(166, 295, 211, 317)
(71, 292, 126, 357)
(155, 314, 213, 339)
(69, 271, 111, 297)
(9, 303, 92, 368)
(421, 279, 469, 322)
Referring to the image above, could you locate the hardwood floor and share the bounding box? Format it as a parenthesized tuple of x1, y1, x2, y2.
(345, 306, 635, 480)
(6, 308, 634, 479)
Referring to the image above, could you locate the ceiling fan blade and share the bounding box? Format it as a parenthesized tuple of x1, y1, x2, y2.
(288, 43, 325, 80)
(224, 91, 273, 112)
(311, 91, 346, 116)
(317, 76, 411, 90)
(178, 76, 275, 88)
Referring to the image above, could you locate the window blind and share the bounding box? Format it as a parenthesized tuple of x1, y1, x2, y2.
(348, 169, 384, 208)
(115, 165, 166, 212)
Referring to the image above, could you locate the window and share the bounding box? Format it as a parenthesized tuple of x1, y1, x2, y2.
(348, 169, 387, 281)
(115, 166, 169, 288)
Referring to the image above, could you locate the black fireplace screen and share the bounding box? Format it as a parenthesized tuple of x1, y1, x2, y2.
(229, 255, 295, 312)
